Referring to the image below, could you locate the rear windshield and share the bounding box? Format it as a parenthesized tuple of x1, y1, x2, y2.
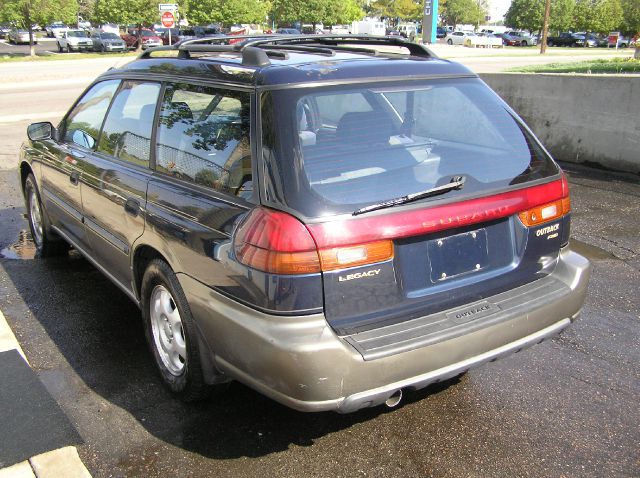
(261, 78, 558, 218)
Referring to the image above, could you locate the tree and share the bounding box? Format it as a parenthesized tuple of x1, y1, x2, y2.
(217, 0, 271, 25)
(94, 0, 157, 50)
(272, 0, 346, 27)
(0, 0, 77, 56)
(440, 0, 486, 28)
(393, 0, 423, 20)
(620, 0, 640, 35)
(505, 0, 545, 33)
(574, 0, 622, 34)
(549, 0, 575, 32)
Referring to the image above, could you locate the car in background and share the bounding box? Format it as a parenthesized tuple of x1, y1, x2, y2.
(386, 28, 401, 36)
(436, 27, 447, 38)
(46, 22, 69, 38)
(276, 28, 302, 34)
(445, 31, 467, 45)
(192, 25, 222, 37)
(547, 32, 584, 47)
(159, 28, 196, 45)
(57, 29, 94, 52)
(7, 29, 35, 45)
(572, 33, 597, 47)
(121, 29, 163, 49)
(91, 31, 127, 52)
(0, 23, 13, 37)
(96, 24, 120, 36)
(504, 31, 537, 46)
(501, 32, 522, 46)
(485, 33, 504, 48)
(464, 32, 488, 47)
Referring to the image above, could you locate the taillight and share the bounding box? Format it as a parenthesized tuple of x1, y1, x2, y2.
(518, 173, 571, 227)
(319, 240, 393, 271)
(233, 208, 321, 274)
(233, 208, 394, 275)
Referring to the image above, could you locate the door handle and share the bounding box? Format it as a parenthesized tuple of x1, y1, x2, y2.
(70, 171, 80, 185)
(124, 198, 141, 217)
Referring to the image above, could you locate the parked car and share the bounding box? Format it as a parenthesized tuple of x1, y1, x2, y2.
(19, 35, 590, 413)
(192, 25, 222, 37)
(445, 31, 467, 45)
(121, 29, 163, 49)
(501, 32, 522, 46)
(436, 26, 447, 38)
(57, 29, 94, 52)
(464, 32, 488, 47)
(91, 31, 127, 52)
(485, 33, 504, 48)
(547, 32, 584, 47)
(45, 22, 69, 38)
(0, 23, 13, 37)
(504, 31, 537, 46)
(7, 29, 35, 45)
(276, 28, 301, 34)
(96, 24, 120, 36)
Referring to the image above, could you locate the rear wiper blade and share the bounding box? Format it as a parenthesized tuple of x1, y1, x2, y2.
(352, 176, 466, 216)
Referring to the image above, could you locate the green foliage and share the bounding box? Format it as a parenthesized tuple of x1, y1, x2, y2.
(621, 0, 640, 34)
(505, 0, 544, 32)
(0, 0, 77, 28)
(93, 0, 156, 26)
(441, 0, 487, 27)
(370, 0, 426, 21)
(549, 0, 575, 31)
(574, 0, 623, 33)
(272, 0, 359, 26)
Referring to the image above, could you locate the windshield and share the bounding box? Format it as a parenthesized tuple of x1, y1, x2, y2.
(101, 33, 120, 39)
(261, 78, 558, 218)
(68, 31, 88, 37)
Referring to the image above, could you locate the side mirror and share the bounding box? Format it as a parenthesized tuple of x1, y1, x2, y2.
(27, 122, 54, 141)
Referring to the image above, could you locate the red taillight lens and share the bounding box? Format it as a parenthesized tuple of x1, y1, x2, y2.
(235, 177, 570, 275)
(233, 207, 321, 274)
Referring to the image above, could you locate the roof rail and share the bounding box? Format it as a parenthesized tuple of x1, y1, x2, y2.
(137, 34, 437, 67)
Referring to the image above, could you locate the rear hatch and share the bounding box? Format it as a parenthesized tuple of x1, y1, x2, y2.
(260, 77, 569, 335)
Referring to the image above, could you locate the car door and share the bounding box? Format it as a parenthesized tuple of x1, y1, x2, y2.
(80, 80, 161, 290)
(146, 81, 253, 289)
(38, 80, 120, 250)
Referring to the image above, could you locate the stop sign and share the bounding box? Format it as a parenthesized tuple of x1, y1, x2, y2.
(161, 11, 174, 28)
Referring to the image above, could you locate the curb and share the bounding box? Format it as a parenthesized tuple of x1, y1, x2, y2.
(0, 309, 92, 478)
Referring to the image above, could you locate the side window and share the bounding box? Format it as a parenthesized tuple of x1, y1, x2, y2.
(155, 83, 251, 198)
(62, 80, 119, 149)
(97, 81, 161, 166)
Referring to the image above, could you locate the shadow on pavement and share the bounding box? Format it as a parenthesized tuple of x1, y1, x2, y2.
(0, 213, 460, 460)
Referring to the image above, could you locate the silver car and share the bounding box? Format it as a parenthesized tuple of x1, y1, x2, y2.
(8, 29, 36, 45)
(57, 29, 94, 52)
(91, 32, 127, 52)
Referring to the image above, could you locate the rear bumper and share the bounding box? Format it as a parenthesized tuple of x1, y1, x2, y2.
(180, 247, 590, 413)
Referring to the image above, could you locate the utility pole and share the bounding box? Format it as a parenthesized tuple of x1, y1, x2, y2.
(539, 0, 551, 54)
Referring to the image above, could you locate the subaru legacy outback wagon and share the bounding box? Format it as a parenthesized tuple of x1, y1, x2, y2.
(19, 35, 590, 412)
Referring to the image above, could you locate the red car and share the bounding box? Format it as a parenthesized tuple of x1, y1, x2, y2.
(121, 29, 163, 49)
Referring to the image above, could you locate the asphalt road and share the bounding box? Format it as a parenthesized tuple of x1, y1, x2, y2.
(0, 163, 639, 477)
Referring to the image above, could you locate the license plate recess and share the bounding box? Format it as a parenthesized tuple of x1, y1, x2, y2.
(428, 229, 489, 282)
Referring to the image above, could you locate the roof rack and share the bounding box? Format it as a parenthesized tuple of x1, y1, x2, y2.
(138, 34, 437, 67)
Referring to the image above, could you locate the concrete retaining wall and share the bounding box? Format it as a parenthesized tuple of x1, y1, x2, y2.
(481, 73, 640, 174)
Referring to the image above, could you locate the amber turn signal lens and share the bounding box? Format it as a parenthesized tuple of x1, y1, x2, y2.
(319, 240, 394, 271)
(518, 198, 570, 227)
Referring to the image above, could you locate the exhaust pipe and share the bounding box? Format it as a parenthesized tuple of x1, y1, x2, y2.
(385, 389, 403, 408)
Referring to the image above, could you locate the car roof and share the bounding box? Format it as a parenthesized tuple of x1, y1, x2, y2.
(101, 35, 475, 88)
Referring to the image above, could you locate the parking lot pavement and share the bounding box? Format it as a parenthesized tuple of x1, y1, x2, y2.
(0, 163, 638, 478)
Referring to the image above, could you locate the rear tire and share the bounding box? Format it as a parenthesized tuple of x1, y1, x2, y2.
(141, 259, 214, 402)
(24, 174, 69, 257)
(447, 39, 453, 45)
